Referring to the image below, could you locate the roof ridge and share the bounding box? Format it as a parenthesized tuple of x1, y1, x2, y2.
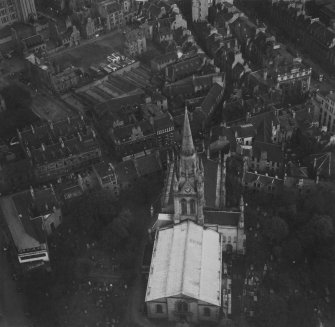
(198, 223, 205, 300)
(180, 220, 191, 295)
(164, 223, 177, 297)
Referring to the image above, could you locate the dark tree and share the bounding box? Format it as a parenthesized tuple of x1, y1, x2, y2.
(287, 294, 318, 327)
(282, 238, 303, 263)
(0, 83, 35, 137)
(262, 216, 289, 244)
(256, 292, 288, 327)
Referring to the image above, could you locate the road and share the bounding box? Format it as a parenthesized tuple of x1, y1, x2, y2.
(0, 198, 31, 327)
(123, 204, 155, 327)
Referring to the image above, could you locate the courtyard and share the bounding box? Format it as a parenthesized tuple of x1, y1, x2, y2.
(51, 31, 126, 71)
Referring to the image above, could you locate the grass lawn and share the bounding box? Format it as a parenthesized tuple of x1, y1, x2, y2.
(53, 32, 125, 71)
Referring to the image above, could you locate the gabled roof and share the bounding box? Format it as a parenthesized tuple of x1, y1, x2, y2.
(232, 124, 256, 138)
(252, 141, 283, 163)
(210, 124, 237, 152)
(154, 113, 174, 132)
(249, 111, 280, 143)
(9, 187, 60, 251)
(200, 83, 224, 116)
(202, 156, 220, 208)
(145, 220, 221, 306)
(134, 153, 162, 176)
(151, 52, 178, 65)
(94, 91, 145, 119)
(112, 120, 155, 143)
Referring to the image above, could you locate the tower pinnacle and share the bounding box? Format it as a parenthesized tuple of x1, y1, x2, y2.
(181, 108, 195, 157)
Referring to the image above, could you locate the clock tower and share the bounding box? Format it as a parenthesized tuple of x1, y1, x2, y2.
(173, 108, 205, 225)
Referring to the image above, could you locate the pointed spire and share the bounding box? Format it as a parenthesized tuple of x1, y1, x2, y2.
(181, 107, 195, 157)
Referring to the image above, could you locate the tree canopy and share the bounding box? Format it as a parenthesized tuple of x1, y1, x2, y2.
(262, 216, 289, 244)
(0, 83, 36, 138)
(256, 292, 288, 327)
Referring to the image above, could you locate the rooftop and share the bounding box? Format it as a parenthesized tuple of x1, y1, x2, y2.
(115, 160, 138, 183)
(93, 161, 116, 178)
(6, 187, 60, 251)
(146, 220, 222, 306)
(204, 210, 240, 226)
(134, 153, 162, 176)
(200, 83, 224, 116)
(252, 141, 283, 163)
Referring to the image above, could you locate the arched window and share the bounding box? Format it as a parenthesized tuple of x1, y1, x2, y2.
(190, 199, 196, 214)
(203, 307, 210, 317)
(222, 235, 226, 243)
(181, 199, 187, 215)
(228, 236, 231, 243)
(156, 304, 163, 313)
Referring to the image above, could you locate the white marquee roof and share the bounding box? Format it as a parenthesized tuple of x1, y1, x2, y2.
(145, 220, 222, 306)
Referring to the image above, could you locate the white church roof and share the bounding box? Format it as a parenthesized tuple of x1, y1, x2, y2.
(145, 220, 222, 306)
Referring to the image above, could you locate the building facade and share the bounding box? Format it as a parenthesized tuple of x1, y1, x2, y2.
(93, 161, 119, 197)
(97, 0, 124, 30)
(0, 0, 36, 27)
(316, 91, 335, 133)
(192, 0, 208, 22)
(124, 29, 146, 57)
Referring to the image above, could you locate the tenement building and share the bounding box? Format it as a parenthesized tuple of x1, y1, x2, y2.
(18, 116, 102, 181)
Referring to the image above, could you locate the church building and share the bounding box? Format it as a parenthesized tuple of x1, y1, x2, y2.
(145, 109, 246, 323)
(156, 108, 246, 255)
(145, 220, 222, 323)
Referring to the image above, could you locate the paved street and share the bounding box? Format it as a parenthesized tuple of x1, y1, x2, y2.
(0, 198, 31, 327)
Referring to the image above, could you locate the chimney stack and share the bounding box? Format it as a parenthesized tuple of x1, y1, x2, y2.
(263, 70, 268, 80)
(30, 185, 35, 200)
(59, 137, 65, 148)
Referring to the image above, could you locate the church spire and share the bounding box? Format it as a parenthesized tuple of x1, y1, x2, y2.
(181, 108, 195, 157)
